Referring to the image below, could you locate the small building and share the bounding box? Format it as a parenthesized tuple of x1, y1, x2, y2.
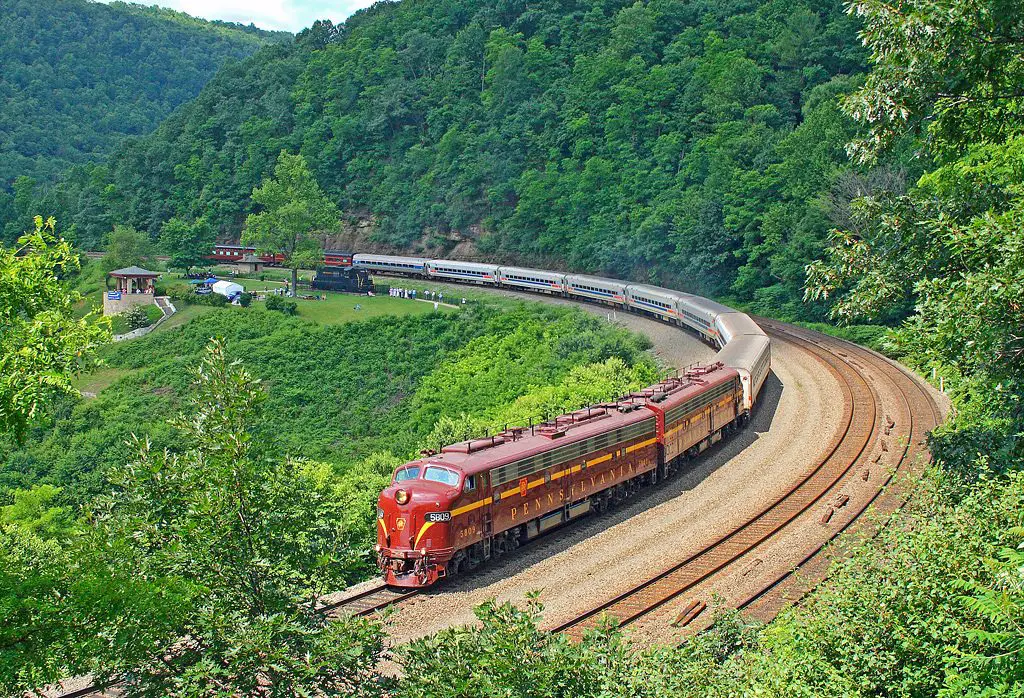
(104, 266, 161, 316)
(237, 253, 264, 274)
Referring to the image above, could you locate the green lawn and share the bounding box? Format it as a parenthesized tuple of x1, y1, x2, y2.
(293, 292, 457, 325)
(72, 366, 134, 397)
(152, 303, 221, 333)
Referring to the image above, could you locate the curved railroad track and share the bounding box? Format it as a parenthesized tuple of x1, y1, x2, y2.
(546, 321, 942, 639)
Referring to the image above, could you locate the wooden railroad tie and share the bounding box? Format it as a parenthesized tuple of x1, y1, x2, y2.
(741, 558, 763, 577)
(834, 493, 850, 508)
(862, 468, 871, 481)
(820, 507, 834, 524)
(672, 600, 707, 627)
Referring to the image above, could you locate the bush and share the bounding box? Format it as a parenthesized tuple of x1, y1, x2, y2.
(265, 294, 297, 315)
(238, 292, 252, 307)
(122, 305, 153, 331)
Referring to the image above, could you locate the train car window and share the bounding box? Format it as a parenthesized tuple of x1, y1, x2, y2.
(463, 475, 476, 492)
(424, 466, 460, 486)
(394, 466, 420, 482)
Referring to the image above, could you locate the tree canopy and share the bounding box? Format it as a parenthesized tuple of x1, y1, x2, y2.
(4, 0, 868, 320)
(0, 217, 108, 440)
(243, 151, 340, 291)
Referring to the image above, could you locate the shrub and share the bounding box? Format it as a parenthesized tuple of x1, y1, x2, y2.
(122, 306, 151, 331)
(238, 292, 252, 308)
(265, 295, 297, 315)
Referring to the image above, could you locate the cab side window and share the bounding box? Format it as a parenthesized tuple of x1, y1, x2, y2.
(464, 475, 476, 492)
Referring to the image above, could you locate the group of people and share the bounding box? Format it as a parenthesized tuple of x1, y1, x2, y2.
(388, 285, 468, 308)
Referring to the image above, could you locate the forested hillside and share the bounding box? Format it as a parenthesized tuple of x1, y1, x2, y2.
(6, 0, 873, 318)
(0, 0, 288, 188)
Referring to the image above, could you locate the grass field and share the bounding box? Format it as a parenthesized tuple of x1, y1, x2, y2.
(293, 293, 456, 325)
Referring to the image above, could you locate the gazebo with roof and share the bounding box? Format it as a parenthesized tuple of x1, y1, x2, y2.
(108, 266, 160, 295)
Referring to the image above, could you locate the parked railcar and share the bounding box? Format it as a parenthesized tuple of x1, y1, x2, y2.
(426, 260, 500, 284)
(322, 250, 354, 267)
(712, 334, 771, 411)
(496, 266, 567, 294)
(625, 283, 685, 322)
(565, 274, 628, 306)
(353, 254, 429, 275)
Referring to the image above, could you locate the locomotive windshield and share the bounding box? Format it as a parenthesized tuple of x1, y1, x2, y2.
(423, 466, 460, 486)
(394, 466, 420, 482)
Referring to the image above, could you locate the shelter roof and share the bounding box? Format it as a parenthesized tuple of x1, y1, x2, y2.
(108, 266, 160, 277)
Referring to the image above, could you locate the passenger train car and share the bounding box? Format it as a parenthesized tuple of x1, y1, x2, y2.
(360, 253, 773, 588)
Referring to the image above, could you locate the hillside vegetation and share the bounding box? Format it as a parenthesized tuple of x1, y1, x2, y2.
(8, 0, 872, 319)
(0, 0, 287, 193)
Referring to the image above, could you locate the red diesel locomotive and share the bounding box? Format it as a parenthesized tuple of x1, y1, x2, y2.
(376, 364, 743, 587)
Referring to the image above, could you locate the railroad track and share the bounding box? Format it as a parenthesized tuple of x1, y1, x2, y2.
(734, 322, 944, 621)
(549, 322, 942, 639)
(321, 583, 419, 617)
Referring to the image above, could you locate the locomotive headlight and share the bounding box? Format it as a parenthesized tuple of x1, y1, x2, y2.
(395, 489, 410, 505)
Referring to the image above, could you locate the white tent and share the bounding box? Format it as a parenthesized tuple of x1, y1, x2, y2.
(211, 280, 244, 300)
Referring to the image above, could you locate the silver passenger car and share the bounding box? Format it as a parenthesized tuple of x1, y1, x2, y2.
(353, 254, 428, 275)
(426, 259, 500, 284)
(625, 283, 685, 322)
(677, 296, 735, 345)
(496, 266, 567, 294)
(713, 334, 771, 411)
(715, 312, 768, 345)
(565, 274, 628, 305)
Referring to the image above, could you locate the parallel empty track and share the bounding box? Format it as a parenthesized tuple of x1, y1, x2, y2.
(550, 322, 941, 639)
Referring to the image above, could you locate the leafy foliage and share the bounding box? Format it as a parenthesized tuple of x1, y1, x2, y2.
(160, 216, 215, 272)
(94, 340, 385, 695)
(243, 151, 340, 291)
(0, 216, 108, 440)
(0, 0, 286, 198)
(10, 0, 868, 319)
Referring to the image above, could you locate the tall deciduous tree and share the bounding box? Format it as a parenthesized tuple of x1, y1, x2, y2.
(101, 223, 153, 273)
(0, 216, 108, 440)
(96, 339, 384, 695)
(243, 151, 340, 295)
(806, 0, 1024, 385)
(160, 216, 214, 273)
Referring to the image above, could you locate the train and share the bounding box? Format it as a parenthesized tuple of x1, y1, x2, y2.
(206, 244, 353, 268)
(364, 254, 772, 588)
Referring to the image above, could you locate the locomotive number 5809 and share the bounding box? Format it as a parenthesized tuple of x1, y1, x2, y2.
(425, 511, 452, 523)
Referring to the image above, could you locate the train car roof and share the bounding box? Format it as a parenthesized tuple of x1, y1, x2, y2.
(428, 259, 500, 270)
(497, 266, 566, 277)
(638, 364, 739, 415)
(410, 404, 654, 478)
(713, 334, 771, 371)
(679, 295, 735, 317)
(354, 253, 429, 262)
(626, 283, 689, 300)
(715, 312, 767, 338)
(564, 273, 629, 287)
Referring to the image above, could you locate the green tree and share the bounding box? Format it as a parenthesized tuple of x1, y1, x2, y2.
(0, 216, 108, 440)
(243, 151, 340, 295)
(160, 216, 214, 273)
(806, 0, 1024, 387)
(95, 339, 383, 695)
(101, 223, 153, 273)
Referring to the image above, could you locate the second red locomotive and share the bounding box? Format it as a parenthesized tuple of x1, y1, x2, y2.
(377, 364, 743, 587)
